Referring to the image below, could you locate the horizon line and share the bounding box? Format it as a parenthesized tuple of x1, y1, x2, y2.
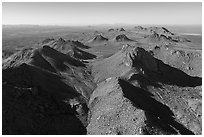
(2, 23, 202, 27)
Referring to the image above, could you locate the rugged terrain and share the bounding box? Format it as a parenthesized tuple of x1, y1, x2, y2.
(2, 26, 202, 135)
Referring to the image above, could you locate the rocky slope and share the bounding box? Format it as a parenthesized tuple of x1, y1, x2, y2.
(40, 38, 96, 60)
(135, 26, 191, 43)
(2, 45, 96, 134)
(89, 45, 201, 134)
(134, 26, 174, 36)
(2, 27, 202, 135)
(115, 34, 133, 42)
(151, 44, 202, 77)
(90, 34, 109, 42)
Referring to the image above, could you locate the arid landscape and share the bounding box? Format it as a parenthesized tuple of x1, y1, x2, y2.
(2, 24, 202, 135)
(2, 2, 202, 135)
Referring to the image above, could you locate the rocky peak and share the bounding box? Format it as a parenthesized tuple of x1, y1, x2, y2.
(93, 34, 108, 41)
(42, 38, 55, 44)
(120, 28, 125, 31)
(115, 34, 131, 42)
(134, 26, 144, 30)
(58, 37, 66, 42)
(122, 45, 158, 72)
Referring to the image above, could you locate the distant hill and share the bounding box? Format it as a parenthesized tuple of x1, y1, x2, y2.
(115, 34, 133, 42)
(40, 38, 96, 60)
(90, 34, 109, 42)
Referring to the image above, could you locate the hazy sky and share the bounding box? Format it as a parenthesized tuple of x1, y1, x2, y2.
(2, 2, 202, 26)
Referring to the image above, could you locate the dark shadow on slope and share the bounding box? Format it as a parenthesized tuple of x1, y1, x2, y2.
(2, 84, 87, 135)
(91, 34, 108, 42)
(30, 49, 57, 73)
(2, 63, 88, 134)
(39, 46, 86, 71)
(41, 38, 55, 44)
(3, 63, 81, 99)
(2, 63, 91, 113)
(72, 46, 97, 60)
(119, 79, 194, 135)
(115, 34, 134, 42)
(128, 56, 201, 88)
(71, 40, 90, 49)
(150, 59, 202, 87)
(128, 74, 163, 91)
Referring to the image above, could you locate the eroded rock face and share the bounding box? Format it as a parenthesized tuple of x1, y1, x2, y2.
(122, 45, 158, 72)
(2, 82, 87, 135)
(115, 34, 132, 42)
(120, 28, 125, 31)
(145, 32, 175, 44)
(2, 46, 96, 135)
(87, 77, 147, 135)
(87, 77, 196, 135)
(40, 38, 94, 59)
(42, 38, 55, 44)
(90, 46, 201, 135)
(134, 26, 174, 36)
(92, 45, 157, 82)
(92, 34, 108, 42)
(151, 44, 202, 77)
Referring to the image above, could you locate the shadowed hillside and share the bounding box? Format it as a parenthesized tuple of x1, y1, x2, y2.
(2, 25, 202, 135)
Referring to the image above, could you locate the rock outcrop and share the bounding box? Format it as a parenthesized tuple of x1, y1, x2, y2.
(115, 34, 132, 42)
(146, 32, 174, 44)
(89, 46, 201, 135)
(87, 77, 196, 135)
(2, 45, 96, 135)
(40, 38, 95, 60)
(120, 28, 125, 31)
(91, 34, 108, 42)
(134, 26, 174, 36)
(92, 45, 157, 82)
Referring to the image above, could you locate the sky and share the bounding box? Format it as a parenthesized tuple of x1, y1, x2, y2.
(2, 2, 202, 26)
